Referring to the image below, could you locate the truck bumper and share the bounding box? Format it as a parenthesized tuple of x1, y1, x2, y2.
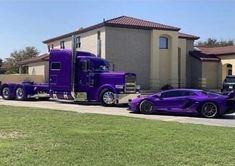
(115, 93, 140, 104)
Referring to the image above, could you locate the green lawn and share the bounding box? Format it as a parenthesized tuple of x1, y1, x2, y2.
(0, 106, 234, 166)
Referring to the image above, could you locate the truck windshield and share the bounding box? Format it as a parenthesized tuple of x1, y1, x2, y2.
(225, 77, 235, 83)
(93, 60, 110, 72)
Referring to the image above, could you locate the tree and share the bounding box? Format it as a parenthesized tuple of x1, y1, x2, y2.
(4, 46, 39, 74)
(0, 58, 5, 74)
(196, 38, 234, 47)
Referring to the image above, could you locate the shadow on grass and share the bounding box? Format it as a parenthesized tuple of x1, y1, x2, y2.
(53, 99, 129, 108)
(129, 110, 235, 119)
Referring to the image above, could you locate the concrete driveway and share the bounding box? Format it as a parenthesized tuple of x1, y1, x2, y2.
(0, 98, 235, 128)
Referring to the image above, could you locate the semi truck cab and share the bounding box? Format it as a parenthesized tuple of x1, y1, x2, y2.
(49, 49, 140, 106)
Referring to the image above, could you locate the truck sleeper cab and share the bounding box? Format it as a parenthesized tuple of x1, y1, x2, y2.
(49, 49, 140, 106)
(0, 49, 140, 106)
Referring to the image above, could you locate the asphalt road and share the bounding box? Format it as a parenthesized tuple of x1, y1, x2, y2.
(0, 98, 235, 128)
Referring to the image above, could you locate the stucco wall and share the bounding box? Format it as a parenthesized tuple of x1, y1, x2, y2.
(190, 56, 202, 88)
(202, 61, 220, 89)
(105, 27, 151, 89)
(150, 30, 179, 89)
(28, 61, 49, 83)
(159, 49, 171, 86)
(47, 27, 106, 58)
(185, 40, 195, 87)
(219, 54, 235, 82)
(178, 38, 187, 87)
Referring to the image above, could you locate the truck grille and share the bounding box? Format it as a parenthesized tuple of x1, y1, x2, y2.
(125, 74, 136, 93)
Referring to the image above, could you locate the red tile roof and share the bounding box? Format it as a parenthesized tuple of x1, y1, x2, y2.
(19, 53, 49, 65)
(43, 16, 199, 43)
(190, 51, 220, 61)
(105, 16, 180, 31)
(178, 32, 199, 40)
(198, 45, 235, 56)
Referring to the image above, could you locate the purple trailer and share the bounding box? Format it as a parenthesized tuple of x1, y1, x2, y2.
(0, 48, 140, 106)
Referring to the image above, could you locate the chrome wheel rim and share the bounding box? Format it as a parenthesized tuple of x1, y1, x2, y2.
(16, 88, 24, 99)
(103, 91, 115, 105)
(140, 101, 153, 114)
(2, 87, 10, 99)
(201, 102, 217, 118)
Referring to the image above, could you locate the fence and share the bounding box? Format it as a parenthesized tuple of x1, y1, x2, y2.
(0, 74, 45, 84)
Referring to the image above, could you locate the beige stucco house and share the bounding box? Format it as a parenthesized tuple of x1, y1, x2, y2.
(190, 45, 235, 89)
(42, 16, 199, 90)
(19, 53, 49, 82)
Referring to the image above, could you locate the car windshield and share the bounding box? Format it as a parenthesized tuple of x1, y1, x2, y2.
(225, 77, 235, 83)
(93, 60, 110, 72)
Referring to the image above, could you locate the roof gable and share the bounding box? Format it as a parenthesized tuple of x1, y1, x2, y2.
(43, 16, 199, 43)
(104, 16, 180, 31)
(18, 53, 49, 65)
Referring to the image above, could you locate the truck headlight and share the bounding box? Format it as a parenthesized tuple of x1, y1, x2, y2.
(115, 85, 124, 89)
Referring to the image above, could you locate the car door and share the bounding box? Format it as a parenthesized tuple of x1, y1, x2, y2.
(155, 90, 190, 112)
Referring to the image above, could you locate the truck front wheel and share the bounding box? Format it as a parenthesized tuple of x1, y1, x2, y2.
(101, 90, 115, 106)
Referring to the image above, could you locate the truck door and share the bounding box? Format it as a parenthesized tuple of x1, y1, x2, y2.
(77, 59, 91, 92)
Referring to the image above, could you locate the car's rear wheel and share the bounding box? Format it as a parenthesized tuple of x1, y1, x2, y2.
(139, 100, 154, 114)
(200, 102, 218, 118)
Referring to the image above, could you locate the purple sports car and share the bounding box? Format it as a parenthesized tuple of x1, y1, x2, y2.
(129, 89, 235, 118)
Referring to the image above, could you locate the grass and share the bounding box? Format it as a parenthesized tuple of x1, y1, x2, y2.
(0, 106, 234, 166)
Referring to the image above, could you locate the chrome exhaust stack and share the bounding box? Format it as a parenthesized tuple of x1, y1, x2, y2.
(71, 35, 77, 99)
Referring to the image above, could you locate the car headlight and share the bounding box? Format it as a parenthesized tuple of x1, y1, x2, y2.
(115, 85, 124, 89)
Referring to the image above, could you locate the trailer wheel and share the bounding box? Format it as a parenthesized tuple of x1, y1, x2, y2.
(101, 90, 115, 106)
(16, 87, 27, 101)
(1, 86, 12, 100)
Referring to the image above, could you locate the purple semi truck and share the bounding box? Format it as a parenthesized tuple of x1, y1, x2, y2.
(0, 39, 140, 106)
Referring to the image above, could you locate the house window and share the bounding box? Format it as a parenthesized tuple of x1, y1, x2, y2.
(227, 64, 232, 75)
(97, 31, 101, 40)
(159, 36, 168, 49)
(97, 31, 101, 57)
(51, 62, 61, 71)
(76, 36, 81, 48)
(47, 45, 50, 52)
(60, 41, 65, 49)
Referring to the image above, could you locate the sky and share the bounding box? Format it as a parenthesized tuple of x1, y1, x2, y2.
(0, 0, 234, 59)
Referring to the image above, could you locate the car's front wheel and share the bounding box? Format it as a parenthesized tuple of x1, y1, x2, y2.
(200, 102, 219, 118)
(139, 100, 154, 114)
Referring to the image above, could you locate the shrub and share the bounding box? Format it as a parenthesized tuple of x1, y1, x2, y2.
(161, 84, 174, 90)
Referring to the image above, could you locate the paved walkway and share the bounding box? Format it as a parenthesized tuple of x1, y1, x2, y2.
(0, 99, 235, 128)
